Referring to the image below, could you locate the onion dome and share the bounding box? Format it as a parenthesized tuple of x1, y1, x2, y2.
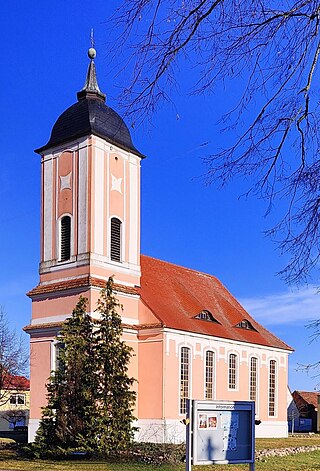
(35, 48, 144, 158)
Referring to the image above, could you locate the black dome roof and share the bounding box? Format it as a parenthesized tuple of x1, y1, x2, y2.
(35, 58, 144, 158)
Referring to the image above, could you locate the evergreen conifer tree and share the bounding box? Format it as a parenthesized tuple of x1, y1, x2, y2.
(35, 280, 137, 456)
(35, 296, 98, 454)
(95, 277, 137, 454)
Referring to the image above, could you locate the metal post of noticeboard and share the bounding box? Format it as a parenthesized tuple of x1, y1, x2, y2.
(249, 401, 255, 471)
(186, 399, 192, 471)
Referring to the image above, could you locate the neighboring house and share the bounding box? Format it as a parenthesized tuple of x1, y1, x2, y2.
(0, 375, 30, 432)
(24, 47, 293, 443)
(291, 390, 320, 432)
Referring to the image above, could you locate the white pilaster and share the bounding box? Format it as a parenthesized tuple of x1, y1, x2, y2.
(43, 158, 53, 261)
(129, 159, 139, 265)
(94, 147, 104, 255)
(78, 146, 88, 254)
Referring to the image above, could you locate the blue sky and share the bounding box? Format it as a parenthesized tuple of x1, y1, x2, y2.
(1, 0, 320, 391)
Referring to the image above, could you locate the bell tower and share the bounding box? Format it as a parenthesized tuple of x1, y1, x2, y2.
(36, 46, 144, 281)
(26, 47, 145, 441)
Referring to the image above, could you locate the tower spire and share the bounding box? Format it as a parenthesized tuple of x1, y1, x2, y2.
(77, 30, 106, 102)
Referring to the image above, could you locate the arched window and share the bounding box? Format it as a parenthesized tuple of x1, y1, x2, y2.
(60, 215, 71, 261)
(205, 351, 215, 400)
(110, 217, 122, 262)
(250, 357, 258, 402)
(180, 347, 190, 414)
(269, 360, 277, 416)
(228, 353, 238, 390)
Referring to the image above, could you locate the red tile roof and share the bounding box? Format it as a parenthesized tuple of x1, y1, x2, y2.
(140, 255, 293, 351)
(293, 391, 320, 409)
(3, 374, 30, 390)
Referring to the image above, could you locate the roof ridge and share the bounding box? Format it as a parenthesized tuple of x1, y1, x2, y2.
(141, 254, 220, 281)
(297, 390, 320, 394)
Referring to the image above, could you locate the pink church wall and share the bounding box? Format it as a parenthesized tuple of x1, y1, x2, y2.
(30, 340, 52, 418)
(192, 355, 204, 400)
(32, 289, 140, 323)
(31, 292, 92, 319)
(138, 300, 160, 324)
(215, 357, 228, 399)
(240, 362, 249, 397)
(258, 364, 268, 419)
(277, 360, 288, 421)
(122, 330, 139, 416)
(138, 333, 163, 419)
(163, 341, 179, 418)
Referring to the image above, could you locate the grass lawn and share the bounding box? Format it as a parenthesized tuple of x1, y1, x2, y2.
(0, 436, 320, 471)
(1, 453, 320, 471)
(256, 435, 320, 450)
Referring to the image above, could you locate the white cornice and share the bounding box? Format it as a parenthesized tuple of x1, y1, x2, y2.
(162, 327, 292, 354)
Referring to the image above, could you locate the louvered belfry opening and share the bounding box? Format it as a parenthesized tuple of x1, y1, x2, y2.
(60, 215, 71, 261)
(110, 217, 121, 262)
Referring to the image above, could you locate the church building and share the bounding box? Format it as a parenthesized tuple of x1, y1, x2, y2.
(24, 47, 292, 443)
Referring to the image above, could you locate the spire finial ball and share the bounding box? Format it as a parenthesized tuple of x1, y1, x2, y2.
(88, 47, 96, 60)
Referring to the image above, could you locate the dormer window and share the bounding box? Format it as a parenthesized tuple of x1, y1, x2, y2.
(60, 215, 71, 261)
(110, 217, 122, 262)
(194, 310, 219, 323)
(235, 319, 256, 331)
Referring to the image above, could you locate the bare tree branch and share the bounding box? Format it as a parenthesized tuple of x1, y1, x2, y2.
(110, 0, 320, 284)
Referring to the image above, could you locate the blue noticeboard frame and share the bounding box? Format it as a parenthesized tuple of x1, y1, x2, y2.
(186, 400, 255, 470)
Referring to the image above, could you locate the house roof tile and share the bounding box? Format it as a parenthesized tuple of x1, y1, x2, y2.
(294, 390, 320, 408)
(3, 374, 30, 390)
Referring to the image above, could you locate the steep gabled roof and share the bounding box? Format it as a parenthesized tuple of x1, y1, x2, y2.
(293, 390, 320, 409)
(140, 255, 293, 351)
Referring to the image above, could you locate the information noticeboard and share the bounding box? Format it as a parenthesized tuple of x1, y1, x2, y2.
(186, 399, 255, 466)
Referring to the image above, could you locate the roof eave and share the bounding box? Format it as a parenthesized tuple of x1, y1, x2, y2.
(35, 130, 146, 158)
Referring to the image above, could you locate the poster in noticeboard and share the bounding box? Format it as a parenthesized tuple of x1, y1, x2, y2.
(187, 400, 255, 467)
(198, 413, 218, 430)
